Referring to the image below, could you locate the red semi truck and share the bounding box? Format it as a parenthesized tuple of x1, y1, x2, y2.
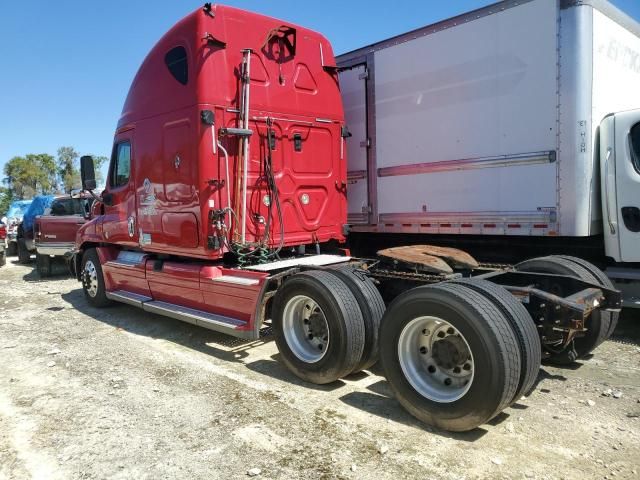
(73, 4, 620, 432)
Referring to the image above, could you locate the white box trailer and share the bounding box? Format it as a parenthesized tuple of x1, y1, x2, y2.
(337, 0, 640, 307)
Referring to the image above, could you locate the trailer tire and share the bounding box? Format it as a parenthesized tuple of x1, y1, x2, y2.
(450, 278, 541, 402)
(17, 239, 31, 264)
(272, 270, 365, 385)
(516, 256, 609, 363)
(81, 249, 112, 308)
(36, 253, 52, 278)
(554, 256, 620, 340)
(7, 242, 17, 257)
(326, 265, 385, 373)
(379, 283, 521, 432)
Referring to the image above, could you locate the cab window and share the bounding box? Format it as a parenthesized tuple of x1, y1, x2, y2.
(110, 142, 131, 188)
(630, 123, 640, 174)
(165, 46, 188, 85)
(50, 198, 93, 216)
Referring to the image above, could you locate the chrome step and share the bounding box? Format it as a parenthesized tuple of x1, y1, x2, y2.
(105, 291, 252, 339)
(143, 301, 246, 335)
(211, 275, 260, 286)
(106, 290, 152, 307)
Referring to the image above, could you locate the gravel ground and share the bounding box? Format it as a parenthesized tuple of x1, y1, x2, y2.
(0, 258, 639, 480)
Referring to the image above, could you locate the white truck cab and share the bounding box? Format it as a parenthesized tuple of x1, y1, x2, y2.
(600, 110, 640, 306)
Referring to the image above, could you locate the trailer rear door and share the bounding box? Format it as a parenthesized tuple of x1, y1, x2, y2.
(340, 64, 371, 224)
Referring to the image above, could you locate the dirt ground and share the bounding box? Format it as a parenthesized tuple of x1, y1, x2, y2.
(0, 258, 639, 480)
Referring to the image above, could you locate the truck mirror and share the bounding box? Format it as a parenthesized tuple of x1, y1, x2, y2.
(80, 156, 97, 191)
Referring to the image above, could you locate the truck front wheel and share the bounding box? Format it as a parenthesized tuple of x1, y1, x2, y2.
(379, 283, 521, 432)
(81, 249, 112, 308)
(272, 270, 365, 385)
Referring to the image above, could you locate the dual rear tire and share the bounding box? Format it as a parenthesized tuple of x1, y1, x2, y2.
(273, 269, 541, 431)
(378, 282, 539, 432)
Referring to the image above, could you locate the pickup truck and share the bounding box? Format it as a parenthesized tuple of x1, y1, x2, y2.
(34, 195, 93, 277)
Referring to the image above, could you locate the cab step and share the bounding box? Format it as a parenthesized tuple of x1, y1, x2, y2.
(105, 289, 252, 339)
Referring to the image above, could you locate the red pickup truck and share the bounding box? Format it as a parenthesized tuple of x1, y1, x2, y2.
(34, 195, 93, 277)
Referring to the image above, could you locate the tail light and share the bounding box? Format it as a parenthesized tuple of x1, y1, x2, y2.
(0, 225, 6, 240)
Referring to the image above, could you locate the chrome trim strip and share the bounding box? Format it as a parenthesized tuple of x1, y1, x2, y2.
(212, 275, 260, 286)
(35, 242, 75, 256)
(377, 151, 555, 178)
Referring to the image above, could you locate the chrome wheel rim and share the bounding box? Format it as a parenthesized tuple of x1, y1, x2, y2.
(83, 260, 99, 298)
(398, 316, 474, 403)
(282, 295, 329, 363)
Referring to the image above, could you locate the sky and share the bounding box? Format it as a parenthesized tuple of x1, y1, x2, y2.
(1, 0, 640, 180)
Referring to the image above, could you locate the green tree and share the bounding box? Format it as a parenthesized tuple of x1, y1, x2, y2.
(57, 146, 80, 193)
(4, 154, 57, 197)
(0, 186, 14, 217)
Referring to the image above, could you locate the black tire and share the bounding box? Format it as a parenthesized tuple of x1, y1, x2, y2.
(272, 270, 365, 385)
(17, 238, 31, 264)
(81, 249, 112, 308)
(555, 255, 620, 340)
(516, 256, 609, 362)
(0, 252, 5, 267)
(7, 242, 17, 256)
(36, 253, 52, 278)
(326, 265, 385, 373)
(379, 283, 521, 432)
(451, 278, 541, 402)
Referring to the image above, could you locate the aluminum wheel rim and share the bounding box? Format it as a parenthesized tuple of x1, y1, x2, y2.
(83, 260, 99, 298)
(398, 316, 474, 403)
(282, 295, 330, 363)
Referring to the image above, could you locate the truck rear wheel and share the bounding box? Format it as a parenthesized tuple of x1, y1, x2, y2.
(0, 251, 5, 267)
(516, 256, 609, 363)
(36, 253, 52, 278)
(379, 283, 521, 432)
(326, 265, 385, 373)
(7, 242, 17, 257)
(555, 255, 620, 340)
(81, 249, 112, 308)
(272, 270, 365, 385)
(450, 278, 541, 402)
(17, 239, 31, 264)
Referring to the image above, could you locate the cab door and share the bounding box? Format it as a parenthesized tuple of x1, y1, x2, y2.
(600, 110, 640, 262)
(102, 133, 138, 247)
